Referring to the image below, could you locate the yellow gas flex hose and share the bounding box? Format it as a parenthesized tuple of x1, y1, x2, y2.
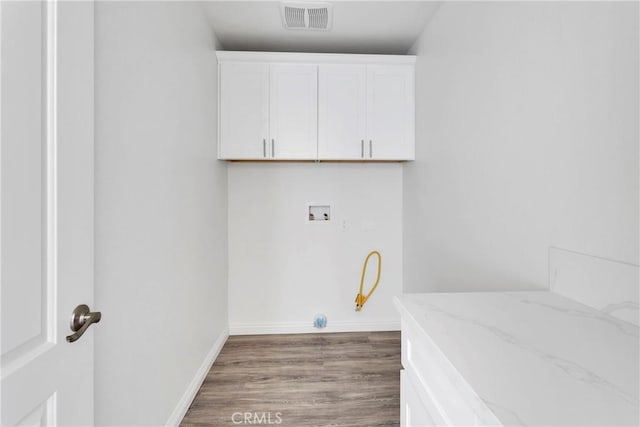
(355, 250, 381, 311)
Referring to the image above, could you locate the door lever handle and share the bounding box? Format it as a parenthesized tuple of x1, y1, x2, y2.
(66, 304, 101, 343)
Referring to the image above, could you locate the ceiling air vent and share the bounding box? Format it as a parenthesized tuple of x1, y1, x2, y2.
(281, 2, 333, 31)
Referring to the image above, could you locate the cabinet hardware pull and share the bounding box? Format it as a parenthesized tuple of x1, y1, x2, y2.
(263, 139, 266, 158)
(369, 140, 373, 158)
(361, 140, 364, 158)
(271, 139, 275, 158)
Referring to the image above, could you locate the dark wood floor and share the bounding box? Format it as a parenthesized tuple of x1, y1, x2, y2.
(181, 331, 401, 427)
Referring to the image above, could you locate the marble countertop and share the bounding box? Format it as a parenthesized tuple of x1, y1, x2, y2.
(395, 291, 639, 426)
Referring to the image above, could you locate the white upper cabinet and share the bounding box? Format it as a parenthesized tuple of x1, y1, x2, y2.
(217, 52, 415, 161)
(366, 65, 415, 160)
(318, 64, 415, 160)
(218, 61, 317, 160)
(219, 62, 270, 160)
(318, 64, 367, 160)
(269, 64, 318, 160)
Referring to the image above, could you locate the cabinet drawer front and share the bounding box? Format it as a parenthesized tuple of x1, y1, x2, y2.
(402, 320, 479, 426)
(401, 369, 441, 427)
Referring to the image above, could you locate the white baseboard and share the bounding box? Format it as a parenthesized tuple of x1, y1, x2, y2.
(229, 320, 400, 335)
(165, 327, 229, 426)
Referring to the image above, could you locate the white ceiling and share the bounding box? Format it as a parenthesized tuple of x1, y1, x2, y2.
(201, 1, 442, 55)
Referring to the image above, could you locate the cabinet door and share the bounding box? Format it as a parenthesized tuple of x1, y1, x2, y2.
(219, 62, 270, 159)
(366, 65, 414, 160)
(318, 64, 366, 160)
(401, 370, 439, 427)
(269, 64, 318, 160)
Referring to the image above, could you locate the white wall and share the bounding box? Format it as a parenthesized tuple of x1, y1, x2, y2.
(228, 163, 402, 333)
(94, 2, 227, 425)
(404, 2, 639, 292)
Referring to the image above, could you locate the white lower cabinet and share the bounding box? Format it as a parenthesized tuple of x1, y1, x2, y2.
(400, 319, 486, 427)
(401, 370, 439, 427)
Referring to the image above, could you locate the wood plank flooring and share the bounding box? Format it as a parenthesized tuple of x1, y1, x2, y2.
(181, 331, 401, 427)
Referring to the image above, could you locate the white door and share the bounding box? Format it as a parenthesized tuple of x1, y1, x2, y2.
(318, 64, 366, 160)
(366, 65, 414, 160)
(269, 63, 317, 160)
(1, 1, 95, 425)
(218, 62, 270, 160)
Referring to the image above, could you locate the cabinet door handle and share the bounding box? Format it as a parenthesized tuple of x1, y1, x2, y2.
(361, 140, 364, 158)
(263, 139, 266, 158)
(369, 140, 373, 159)
(271, 139, 275, 158)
